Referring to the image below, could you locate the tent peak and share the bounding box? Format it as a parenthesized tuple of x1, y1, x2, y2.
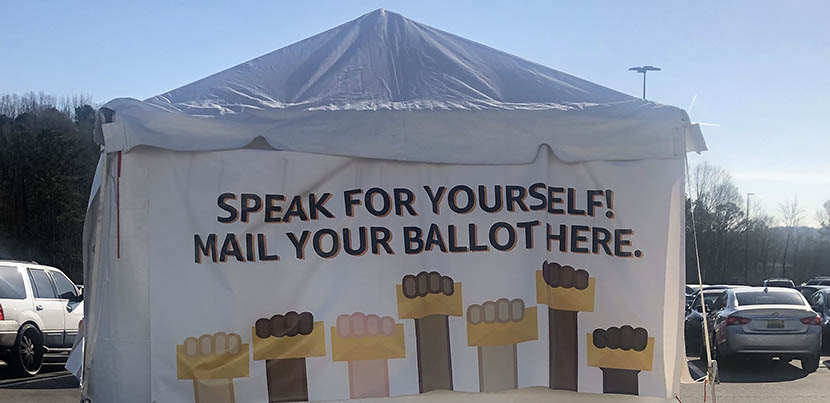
(146, 9, 639, 114)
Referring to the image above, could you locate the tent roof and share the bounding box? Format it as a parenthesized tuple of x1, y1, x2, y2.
(100, 9, 706, 163)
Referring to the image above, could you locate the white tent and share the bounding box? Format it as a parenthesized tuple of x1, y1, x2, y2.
(83, 9, 705, 403)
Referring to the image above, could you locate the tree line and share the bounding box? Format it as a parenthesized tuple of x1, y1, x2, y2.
(0, 93, 98, 282)
(686, 162, 830, 285)
(0, 93, 828, 285)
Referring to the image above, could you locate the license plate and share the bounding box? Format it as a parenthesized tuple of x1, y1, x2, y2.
(767, 319, 784, 329)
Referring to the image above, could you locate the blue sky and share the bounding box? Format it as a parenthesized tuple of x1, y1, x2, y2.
(1, 1, 828, 225)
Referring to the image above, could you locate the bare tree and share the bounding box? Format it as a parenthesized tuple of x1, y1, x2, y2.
(778, 197, 805, 277)
(818, 200, 830, 238)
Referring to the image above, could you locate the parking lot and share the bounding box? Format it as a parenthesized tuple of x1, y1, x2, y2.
(2, 355, 828, 402)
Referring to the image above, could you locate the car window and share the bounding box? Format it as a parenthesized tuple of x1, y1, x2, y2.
(49, 271, 77, 299)
(0, 266, 26, 299)
(736, 291, 804, 306)
(28, 269, 57, 299)
(711, 293, 727, 311)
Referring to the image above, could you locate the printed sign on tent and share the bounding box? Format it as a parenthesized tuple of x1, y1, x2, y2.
(120, 147, 685, 402)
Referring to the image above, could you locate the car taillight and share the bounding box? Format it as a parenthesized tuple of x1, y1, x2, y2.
(0, 303, 4, 321)
(800, 315, 821, 325)
(726, 316, 751, 325)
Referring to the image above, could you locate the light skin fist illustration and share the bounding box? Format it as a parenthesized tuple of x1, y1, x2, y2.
(466, 298, 538, 392)
(587, 326, 655, 396)
(536, 261, 596, 392)
(331, 313, 406, 399)
(176, 332, 249, 403)
(252, 311, 325, 402)
(396, 271, 462, 393)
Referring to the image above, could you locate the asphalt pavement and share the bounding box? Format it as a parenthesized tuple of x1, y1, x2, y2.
(1, 355, 828, 402)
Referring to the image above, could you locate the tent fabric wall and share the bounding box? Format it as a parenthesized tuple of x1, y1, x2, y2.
(80, 9, 702, 402)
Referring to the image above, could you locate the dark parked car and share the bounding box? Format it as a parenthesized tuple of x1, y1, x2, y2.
(685, 289, 726, 354)
(685, 284, 709, 307)
(797, 285, 830, 302)
(701, 287, 822, 372)
(805, 276, 830, 286)
(807, 288, 830, 348)
(763, 278, 795, 288)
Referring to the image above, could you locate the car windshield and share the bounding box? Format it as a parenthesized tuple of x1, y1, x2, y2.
(692, 293, 723, 309)
(736, 291, 804, 306)
(765, 280, 793, 287)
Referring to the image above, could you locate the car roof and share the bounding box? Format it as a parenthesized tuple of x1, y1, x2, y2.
(0, 261, 59, 272)
(733, 286, 800, 294)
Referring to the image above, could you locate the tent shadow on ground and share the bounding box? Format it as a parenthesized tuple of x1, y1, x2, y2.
(690, 357, 812, 383)
(0, 364, 78, 390)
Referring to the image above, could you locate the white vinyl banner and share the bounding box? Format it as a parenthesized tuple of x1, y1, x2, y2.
(119, 147, 684, 402)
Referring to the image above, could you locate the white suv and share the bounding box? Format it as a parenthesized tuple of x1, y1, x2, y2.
(0, 260, 83, 376)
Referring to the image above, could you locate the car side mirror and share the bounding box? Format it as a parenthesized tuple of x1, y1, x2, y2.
(69, 293, 83, 303)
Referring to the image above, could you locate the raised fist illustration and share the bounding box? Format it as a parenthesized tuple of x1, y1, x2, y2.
(330, 312, 406, 399)
(587, 325, 654, 395)
(466, 298, 538, 392)
(251, 311, 325, 402)
(176, 332, 249, 403)
(535, 261, 596, 391)
(396, 271, 462, 393)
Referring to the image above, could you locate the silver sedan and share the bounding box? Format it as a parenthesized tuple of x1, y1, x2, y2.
(701, 287, 822, 372)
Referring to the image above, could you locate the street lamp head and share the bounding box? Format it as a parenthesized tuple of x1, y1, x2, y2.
(629, 66, 661, 73)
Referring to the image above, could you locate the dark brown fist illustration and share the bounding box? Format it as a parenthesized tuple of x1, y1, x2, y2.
(587, 326, 655, 396)
(402, 271, 455, 298)
(542, 262, 590, 290)
(396, 271, 462, 393)
(251, 311, 325, 402)
(536, 260, 597, 392)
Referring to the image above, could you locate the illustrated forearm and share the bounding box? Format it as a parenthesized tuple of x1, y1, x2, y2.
(477, 344, 517, 392)
(587, 326, 654, 396)
(414, 314, 453, 392)
(265, 358, 308, 402)
(549, 308, 578, 391)
(193, 379, 235, 403)
(347, 359, 390, 398)
(600, 368, 639, 395)
(251, 312, 324, 403)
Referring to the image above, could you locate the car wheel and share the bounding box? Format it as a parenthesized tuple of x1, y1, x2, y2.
(9, 323, 44, 377)
(801, 355, 820, 373)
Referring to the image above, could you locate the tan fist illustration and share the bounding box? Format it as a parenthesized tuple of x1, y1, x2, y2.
(536, 261, 596, 392)
(251, 312, 325, 402)
(396, 271, 462, 393)
(331, 312, 406, 399)
(587, 326, 654, 395)
(176, 332, 249, 403)
(466, 298, 538, 392)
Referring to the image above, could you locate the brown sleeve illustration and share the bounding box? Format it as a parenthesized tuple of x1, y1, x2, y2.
(396, 271, 462, 393)
(330, 313, 406, 399)
(176, 332, 249, 403)
(587, 326, 654, 395)
(251, 311, 325, 402)
(466, 298, 538, 392)
(535, 261, 596, 391)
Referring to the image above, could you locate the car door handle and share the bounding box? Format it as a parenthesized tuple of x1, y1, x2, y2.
(36, 304, 43, 311)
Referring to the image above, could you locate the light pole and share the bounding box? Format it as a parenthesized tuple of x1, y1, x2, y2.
(628, 66, 661, 99)
(744, 193, 755, 283)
